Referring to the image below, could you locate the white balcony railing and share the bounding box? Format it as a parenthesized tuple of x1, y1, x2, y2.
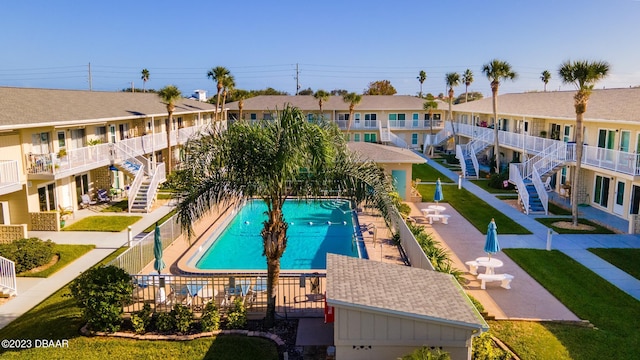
(509, 163, 530, 215)
(0, 160, 21, 194)
(0, 255, 17, 297)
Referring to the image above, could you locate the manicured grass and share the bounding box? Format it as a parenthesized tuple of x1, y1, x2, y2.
(588, 248, 640, 280)
(487, 320, 572, 360)
(19, 244, 95, 278)
(535, 217, 615, 234)
(500, 249, 640, 360)
(62, 216, 142, 232)
(0, 247, 278, 359)
(142, 209, 177, 233)
(412, 163, 455, 183)
(100, 200, 129, 212)
(470, 179, 517, 194)
(496, 195, 518, 200)
(157, 192, 174, 200)
(548, 202, 572, 215)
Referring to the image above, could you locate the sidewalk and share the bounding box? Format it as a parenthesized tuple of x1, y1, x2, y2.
(0, 204, 176, 330)
(422, 153, 640, 302)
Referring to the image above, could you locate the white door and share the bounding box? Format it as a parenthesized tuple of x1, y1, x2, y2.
(614, 180, 625, 215)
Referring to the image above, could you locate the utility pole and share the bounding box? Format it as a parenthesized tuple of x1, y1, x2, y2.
(88, 63, 92, 91)
(294, 63, 300, 95)
(131, 81, 134, 93)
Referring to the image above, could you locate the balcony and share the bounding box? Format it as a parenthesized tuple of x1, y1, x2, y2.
(0, 160, 21, 195)
(388, 120, 443, 130)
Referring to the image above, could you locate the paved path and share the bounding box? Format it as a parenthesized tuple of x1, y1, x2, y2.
(0, 204, 176, 330)
(421, 152, 640, 302)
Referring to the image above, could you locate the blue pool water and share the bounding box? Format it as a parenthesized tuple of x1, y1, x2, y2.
(194, 199, 364, 270)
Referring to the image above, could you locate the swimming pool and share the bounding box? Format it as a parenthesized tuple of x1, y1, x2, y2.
(192, 199, 366, 271)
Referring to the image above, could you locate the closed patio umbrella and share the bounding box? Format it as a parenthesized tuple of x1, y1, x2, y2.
(433, 178, 444, 203)
(153, 222, 166, 273)
(484, 218, 500, 259)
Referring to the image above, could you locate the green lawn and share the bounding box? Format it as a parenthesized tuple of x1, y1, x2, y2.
(412, 163, 455, 183)
(470, 179, 517, 194)
(100, 200, 129, 212)
(588, 248, 640, 280)
(535, 217, 615, 234)
(0, 248, 278, 360)
(548, 202, 572, 216)
(498, 249, 640, 360)
(18, 244, 95, 278)
(62, 216, 142, 232)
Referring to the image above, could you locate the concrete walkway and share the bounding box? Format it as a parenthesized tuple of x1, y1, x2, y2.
(0, 204, 176, 330)
(422, 153, 640, 302)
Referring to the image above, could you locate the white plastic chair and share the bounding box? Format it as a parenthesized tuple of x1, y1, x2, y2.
(543, 177, 553, 192)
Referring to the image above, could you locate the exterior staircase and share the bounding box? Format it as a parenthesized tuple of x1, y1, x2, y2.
(463, 155, 477, 177)
(423, 122, 455, 153)
(523, 180, 545, 213)
(130, 180, 152, 212)
(379, 126, 391, 143)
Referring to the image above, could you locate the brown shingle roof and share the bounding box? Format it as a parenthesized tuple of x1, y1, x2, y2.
(0, 87, 217, 129)
(326, 254, 487, 330)
(226, 95, 447, 111)
(453, 88, 640, 122)
(347, 142, 426, 164)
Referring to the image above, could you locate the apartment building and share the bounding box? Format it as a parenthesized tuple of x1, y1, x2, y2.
(445, 88, 640, 225)
(0, 87, 220, 234)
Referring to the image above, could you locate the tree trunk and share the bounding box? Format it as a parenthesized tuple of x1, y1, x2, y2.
(492, 83, 500, 173)
(166, 115, 172, 174)
(572, 94, 587, 226)
(239, 99, 244, 122)
(265, 256, 281, 327)
(262, 205, 288, 327)
(449, 90, 457, 146)
(215, 84, 223, 121)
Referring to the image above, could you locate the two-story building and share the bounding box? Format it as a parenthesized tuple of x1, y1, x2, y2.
(0, 87, 220, 234)
(446, 88, 640, 226)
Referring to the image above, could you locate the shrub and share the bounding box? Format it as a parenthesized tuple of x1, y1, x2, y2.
(472, 332, 510, 360)
(401, 346, 451, 359)
(201, 302, 221, 332)
(131, 304, 152, 334)
(0, 237, 55, 273)
(68, 265, 134, 332)
(154, 312, 175, 333)
(171, 304, 194, 334)
(226, 297, 247, 329)
(488, 172, 512, 190)
(442, 153, 459, 165)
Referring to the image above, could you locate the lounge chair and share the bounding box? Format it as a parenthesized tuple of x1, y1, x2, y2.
(80, 194, 96, 209)
(544, 177, 553, 192)
(97, 189, 111, 203)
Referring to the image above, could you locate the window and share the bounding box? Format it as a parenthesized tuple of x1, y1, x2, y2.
(250, 113, 257, 120)
(354, 134, 360, 142)
(412, 113, 419, 127)
(388, 113, 406, 127)
(563, 125, 571, 142)
(70, 128, 85, 149)
(389, 113, 397, 127)
(31, 132, 50, 154)
(594, 175, 610, 208)
(364, 114, 377, 128)
(119, 123, 129, 140)
(338, 113, 350, 121)
(57, 131, 66, 148)
(354, 113, 361, 126)
(95, 126, 107, 143)
(364, 133, 377, 143)
(38, 183, 56, 212)
(411, 133, 418, 145)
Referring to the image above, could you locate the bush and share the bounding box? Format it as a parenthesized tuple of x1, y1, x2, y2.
(442, 153, 459, 165)
(226, 297, 247, 329)
(68, 265, 134, 332)
(401, 346, 451, 359)
(0, 237, 55, 273)
(171, 304, 194, 334)
(472, 332, 510, 360)
(154, 312, 175, 333)
(131, 304, 152, 334)
(488, 172, 512, 190)
(201, 302, 221, 332)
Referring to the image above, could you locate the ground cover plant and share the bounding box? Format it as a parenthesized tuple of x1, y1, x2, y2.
(0, 248, 278, 360)
(500, 249, 640, 360)
(0, 237, 54, 273)
(588, 248, 640, 280)
(62, 215, 142, 232)
(535, 217, 615, 234)
(19, 244, 95, 277)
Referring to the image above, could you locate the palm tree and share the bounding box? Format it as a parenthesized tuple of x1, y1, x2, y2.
(141, 69, 150, 93)
(207, 66, 231, 121)
(174, 105, 394, 326)
(482, 59, 518, 173)
(445, 72, 460, 144)
(342, 92, 362, 138)
(313, 89, 330, 119)
(220, 74, 235, 121)
(157, 85, 182, 174)
(234, 89, 250, 122)
(558, 60, 609, 226)
(417, 70, 427, 98)
(541, 70, 551, 92)
(462, 69, 474, 103)
(423, 98, 439, 156)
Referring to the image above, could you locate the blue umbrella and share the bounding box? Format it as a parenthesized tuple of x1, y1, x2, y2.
(153, 223, 166, 273)
(484, 218, 500, 259)
(434, 178, 444, 203)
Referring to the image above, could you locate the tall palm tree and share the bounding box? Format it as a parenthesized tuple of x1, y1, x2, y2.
(445, 72, 460, 144)
(482, 59, 518, 173)
(141, 69, 150, 93)
(174, 105, 393, 326)
(342, 92, 362, 138)
(417, 70, 427, 98)
(220, 74, 235, 121)
(313, 89, 330, 118)
(234, 89, 250, 122)
(462, 69, 474, 103)
(558, 60, 609, 226)
(541, 70, 552, 92)
(207, 66, 231, 121)
(158, 85, 182, 174)
(423, 98, 439, 156)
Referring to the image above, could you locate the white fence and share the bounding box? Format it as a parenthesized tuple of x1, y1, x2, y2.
(0, 255, 17, 296)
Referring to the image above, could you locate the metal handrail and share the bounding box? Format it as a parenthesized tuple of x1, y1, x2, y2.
(509, 163, 530, 215)
(0, 255, 17, 296)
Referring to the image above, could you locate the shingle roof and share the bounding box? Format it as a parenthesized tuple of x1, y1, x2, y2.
(226, 95, 447, 111)
(347, 142, 426, 164)
(0, 87, 217, 129)
(452, 88, 640, 122)
(326, 254, 487, 330)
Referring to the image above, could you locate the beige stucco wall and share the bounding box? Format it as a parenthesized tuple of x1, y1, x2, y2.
(379, 163, 414, 200)
(0, 189, 29, 225)
(333, 306, 473, 360)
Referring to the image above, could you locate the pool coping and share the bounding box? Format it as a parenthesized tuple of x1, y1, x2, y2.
(176, 198, 365, 275)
